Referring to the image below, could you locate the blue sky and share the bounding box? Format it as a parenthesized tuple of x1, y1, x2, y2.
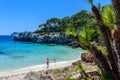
(0, 0, 111, 35)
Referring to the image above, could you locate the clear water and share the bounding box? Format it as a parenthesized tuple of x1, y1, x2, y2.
(0, 36, 84, 71)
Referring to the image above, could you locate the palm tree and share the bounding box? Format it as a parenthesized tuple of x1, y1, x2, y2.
(66, 22, 115, 79)
(88, 0, 120, 79)
(66, 0, 120, 79)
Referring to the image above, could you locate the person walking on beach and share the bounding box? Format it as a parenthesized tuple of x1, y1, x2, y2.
(46, 58, 49, 68)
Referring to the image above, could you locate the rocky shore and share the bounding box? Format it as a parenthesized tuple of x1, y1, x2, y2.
(13, 32, 81, 48)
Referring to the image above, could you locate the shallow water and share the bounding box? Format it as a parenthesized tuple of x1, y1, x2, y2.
(0, 35, 84, 70)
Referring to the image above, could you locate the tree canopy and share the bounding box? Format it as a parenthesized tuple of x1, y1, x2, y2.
(34, 10, 94, 33)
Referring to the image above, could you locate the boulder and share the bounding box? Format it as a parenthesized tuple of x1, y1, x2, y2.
(41, 36, 50, 43)
(36, 38, 43, 43)
(57, 37, 67, 45)
(72, 42, 81, 48)
(68, 41, 81, 48)
(49, 36, 58, 43)
(81, 53, 94, 63)
(31, 35, 38, 43)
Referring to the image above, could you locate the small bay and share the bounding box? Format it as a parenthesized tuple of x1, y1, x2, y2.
(0, 35, 84, 71)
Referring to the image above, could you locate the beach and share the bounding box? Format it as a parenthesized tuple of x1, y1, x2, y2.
(0, 59, 97, 80)
(0, 60, 77, 80)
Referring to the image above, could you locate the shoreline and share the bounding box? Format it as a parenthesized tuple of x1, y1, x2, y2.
(0, 59, 79, 77)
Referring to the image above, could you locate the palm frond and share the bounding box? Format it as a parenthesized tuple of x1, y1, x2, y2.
(78, 25, 96, 47)
(66, 24, 76, 37)
(102, 5, 115, 29)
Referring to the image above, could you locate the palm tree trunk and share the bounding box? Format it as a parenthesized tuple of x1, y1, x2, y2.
(112, 0, 120, 30)
(111, 0, 120, 79)
(90, 45, 115, 80)
(112, 29, 120, 77)
(112, 29, 120, 60)
(91, 4, 119, 79)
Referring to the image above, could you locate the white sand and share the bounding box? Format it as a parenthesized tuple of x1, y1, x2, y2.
(0, 60, 77, 77)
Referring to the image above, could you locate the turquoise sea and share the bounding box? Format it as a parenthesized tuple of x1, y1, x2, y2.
(0, 35, 84, 71)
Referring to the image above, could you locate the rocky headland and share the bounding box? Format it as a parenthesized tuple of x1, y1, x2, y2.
(13, 32, 81, 48)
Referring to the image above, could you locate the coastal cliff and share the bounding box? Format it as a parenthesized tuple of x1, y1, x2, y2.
(13, 32, 81, 48)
